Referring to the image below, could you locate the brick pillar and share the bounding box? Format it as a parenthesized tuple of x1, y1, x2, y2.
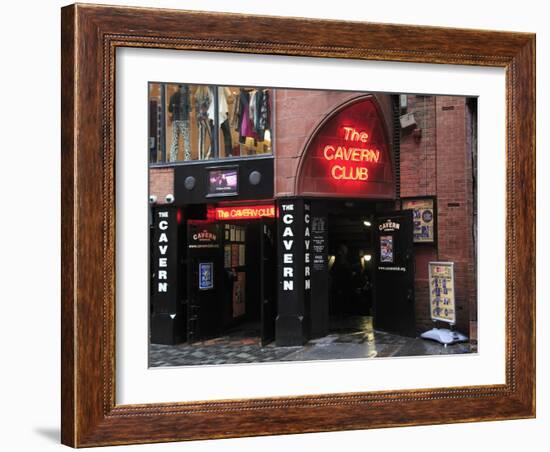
(434, 96, 474, 334)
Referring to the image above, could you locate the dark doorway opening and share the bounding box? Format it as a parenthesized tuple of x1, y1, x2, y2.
(325, 200, 417, 339)
(327, 200, 377, 335)
(185, 212, 277, 346)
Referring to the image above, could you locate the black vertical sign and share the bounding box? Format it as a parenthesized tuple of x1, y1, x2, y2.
(309, 201, 329, 338)
(276, 199, 307, 346)
(152, 207, 178, 311)
(303, 201, 311, 339)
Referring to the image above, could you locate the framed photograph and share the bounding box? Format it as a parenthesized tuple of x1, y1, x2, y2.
(61, 3, 535, 447)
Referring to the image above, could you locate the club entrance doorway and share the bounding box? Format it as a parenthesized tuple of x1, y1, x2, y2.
(185, 213, 277, 346)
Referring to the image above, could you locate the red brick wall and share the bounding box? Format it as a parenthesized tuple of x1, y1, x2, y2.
(149, 167, 174, 204)
(400, 96, 437, 197)
(400, 95, 476, 334)
(273, 89, 394, 197)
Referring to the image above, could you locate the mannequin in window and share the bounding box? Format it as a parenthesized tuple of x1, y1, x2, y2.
(168, 84, 191, 161)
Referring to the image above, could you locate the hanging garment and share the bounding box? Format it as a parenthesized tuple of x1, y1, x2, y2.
(195, 86, 211, 159)
(230, 91, 240, 131)
(169, 119, 191, 161)
(257, 90, 264, 130)
(239, 90, 256, 143)
(249, 90, 257, 125)
(236, 89, 247, 143)
(207, 87, 230, 124)
(221, 120, 232, 157)
(206, 87, 233, 156)
(219, 87, 230, 123)
(195, 85, 211, 118)
(256, 89, 270, 141)
(208, 118, 233, 157)
(197, 117, 212, 160)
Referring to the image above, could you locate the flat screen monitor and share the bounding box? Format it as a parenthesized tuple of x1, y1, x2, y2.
(206, 167, 238, 197)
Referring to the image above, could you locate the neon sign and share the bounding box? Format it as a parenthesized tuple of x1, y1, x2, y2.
(214, 204, 275, 220)
(322, 126, 380, 181)
(297, 97, 394, 198)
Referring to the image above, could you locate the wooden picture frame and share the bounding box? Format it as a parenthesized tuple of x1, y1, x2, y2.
(61, 3, 535, 447)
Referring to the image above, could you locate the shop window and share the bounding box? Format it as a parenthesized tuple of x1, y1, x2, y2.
(149, 83, 273, 164)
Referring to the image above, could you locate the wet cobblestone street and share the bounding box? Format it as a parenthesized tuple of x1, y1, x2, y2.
(149, 316, 473, 367)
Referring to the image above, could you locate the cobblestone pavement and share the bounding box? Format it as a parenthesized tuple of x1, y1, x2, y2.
(149, 316, 473, 367)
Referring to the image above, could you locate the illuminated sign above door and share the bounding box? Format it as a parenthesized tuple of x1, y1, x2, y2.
(322, 126, 381, 181)
(213, 204, 276, 220)
(296, 96, 395, 199)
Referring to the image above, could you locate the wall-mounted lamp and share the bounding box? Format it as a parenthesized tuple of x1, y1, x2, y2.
(363, 220, 372, 227)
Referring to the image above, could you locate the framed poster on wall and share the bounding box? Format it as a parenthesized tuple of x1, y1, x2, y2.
(402, 197, 436, 243)
(380, 235, 394, 263)
(198, 262, 214, 290)
(61, 3, 535, 447)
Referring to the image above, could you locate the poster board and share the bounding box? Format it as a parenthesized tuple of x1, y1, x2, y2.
(380, 235, 394, 263)
(428, 261, 456, 324)
(198, 262, 214, 290)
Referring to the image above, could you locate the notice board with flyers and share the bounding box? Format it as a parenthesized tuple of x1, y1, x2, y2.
(428, 261, 456, 324)
(402, 197, 436, 243)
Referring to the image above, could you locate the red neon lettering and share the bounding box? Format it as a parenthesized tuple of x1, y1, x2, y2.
(321, 126, 383, 182)
(214, 205, 275, 220)
(323, 145, 379, 163)
(331, 165, 369, 181)
(343, 126, 369, 143)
